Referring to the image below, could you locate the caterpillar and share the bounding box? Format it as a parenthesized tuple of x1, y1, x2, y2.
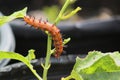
(23, 15, 63, 58)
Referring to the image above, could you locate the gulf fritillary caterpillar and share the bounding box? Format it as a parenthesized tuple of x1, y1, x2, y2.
(23, 15, 63, 58)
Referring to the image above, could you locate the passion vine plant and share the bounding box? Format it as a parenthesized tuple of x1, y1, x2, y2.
(1, 0, 120, 80)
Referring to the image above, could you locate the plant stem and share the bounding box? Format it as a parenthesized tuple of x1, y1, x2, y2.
(43, 34, 52, 80)
(55, 0, 71, 24)
(61, 7, 81, 20)
(42, 0, 74, 80)
(29, 67, 43, 80)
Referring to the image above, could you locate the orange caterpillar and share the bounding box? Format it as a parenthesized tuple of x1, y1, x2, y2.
(24, 15, 63, 58)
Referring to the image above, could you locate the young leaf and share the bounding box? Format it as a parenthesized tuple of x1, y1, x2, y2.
(63, 37, 71, 45)
(61, 7, 81, 20)
(26, 49, 36, 61)
(65, 51, 120, 80)
(0, 7, 27, 26)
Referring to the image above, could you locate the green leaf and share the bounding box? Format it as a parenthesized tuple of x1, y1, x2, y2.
(65, 51, 120, 80)
(0, 50, 32, 64)
(0, 7, 27, 26)
(63, 37, 71, 45)
(0, 49, 42, 80)
(0, 49, 35, 64)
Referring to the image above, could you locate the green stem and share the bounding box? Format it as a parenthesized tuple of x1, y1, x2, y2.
(42, 0, 75, 80)
(55, 0, 71, 24)
(61, 7, 81, 20)
(43, 34, 52, 80)
(29, 67, 43, 80)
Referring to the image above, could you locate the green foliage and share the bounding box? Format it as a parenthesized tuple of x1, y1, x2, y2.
(63, 37, 71, 45)
(0, 49, 42, 80)
(0, 49, 35, 62)
(61, 7, 81, 20)
(42, 0, 79, 80)
(64, 51, 120, 80)
(55, 0, 81, 24)
(43, 0, 80, 23)
(0, 0, 79, 80)
(0, 7, 27, 26)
